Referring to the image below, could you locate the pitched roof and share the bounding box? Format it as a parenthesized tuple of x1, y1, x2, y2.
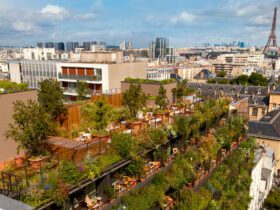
(248, 109, 280, 140)
(0, 194, 33, 210)
(193, 69, 215, 79)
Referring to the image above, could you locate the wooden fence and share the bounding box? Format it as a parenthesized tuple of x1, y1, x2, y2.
(91, 93, 123, 107)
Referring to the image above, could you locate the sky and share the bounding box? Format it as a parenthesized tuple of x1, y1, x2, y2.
(0, 0, 280, 48)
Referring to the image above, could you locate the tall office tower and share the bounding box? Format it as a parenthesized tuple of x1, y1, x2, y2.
(66, 42, 74, 52)
(120, 41, 126, 51)
(91, 41, 98, 45)
(83, 42, 91, 51)
(149, 41, 156, 59)
(37, 43, 43, 48)
(166, 47, 176, 64)
(73, 42, 80, 50)
(54, 42, 65, 51)
(45, 42, 55, 48)
(155, 37, 169, 59)
(126, 41, 132, 49)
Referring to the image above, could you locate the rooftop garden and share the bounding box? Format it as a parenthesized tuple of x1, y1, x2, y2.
(0, 80, 29, 94)
(124, 77, 176, 85)
(119, 114, 249, 209)
(2, 78, 247, 209)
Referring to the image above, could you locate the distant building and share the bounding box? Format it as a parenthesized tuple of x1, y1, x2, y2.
(66, 42, 74, 52)
(120, 41, 132, 51)
(22, 48, 56, 60)
(149, 38, 175, 63)
(149, 41, 156, 59)
(37, 43, 43, 48)
(45, 42, 55, 48)
(55, 42, 65, 51)
(83, 42, 91, 51)
(73, 42, 80, 50)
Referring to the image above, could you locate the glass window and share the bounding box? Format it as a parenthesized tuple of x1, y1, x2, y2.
(252, 108, 258, 117)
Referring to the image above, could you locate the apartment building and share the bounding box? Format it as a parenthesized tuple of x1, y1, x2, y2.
(57, 61, 147, 101)
(147, 66, 176, 81)
(248, 146, 275, 210)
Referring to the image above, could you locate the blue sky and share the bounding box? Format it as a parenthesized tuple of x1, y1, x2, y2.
(0, 0, 280, 47)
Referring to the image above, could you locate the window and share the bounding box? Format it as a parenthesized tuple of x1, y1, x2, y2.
(252, 108, 258, 117)
(262, 109, 266, 116)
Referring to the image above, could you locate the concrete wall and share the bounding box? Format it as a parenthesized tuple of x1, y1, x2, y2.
(81, 51, 123, 63)
(121, 82, 176, 105)
(108, 62, 147, 90)
(0, 90, 37, 162)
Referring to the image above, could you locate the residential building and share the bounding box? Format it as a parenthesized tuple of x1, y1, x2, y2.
(23, 48, 56, 60)
(187, 83, 270, 121)
(147, 66, 176, 81)
(177, 65, 214, 82)
(57, 61, 147, 101)
(248, 145, 275, 210)
(248, 109, 280, 174)
(268, 85, 280, 111)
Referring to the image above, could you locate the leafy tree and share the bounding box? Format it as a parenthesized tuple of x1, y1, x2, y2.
(92, 96, 112, 130)
(248, 72, 268, 86)
(207, 78, 217, 84)
(264, 187, 280, 210)
(217, 78, 228, 84)
(111, 133, 134, 159)
(38, 79, 66, 120)
(172, 79, 194, 102)
(76, 80, 90, 100)
(216, 70, 226, 78)
(126, 157, 145, 179)
(5, 100, 54, 156)
(123, 84, 148, 119)
(236, 75, 249, 85)
(155, 84, 168, 110)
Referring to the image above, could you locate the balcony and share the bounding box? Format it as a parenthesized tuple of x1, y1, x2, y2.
(58, 73, 102, 82)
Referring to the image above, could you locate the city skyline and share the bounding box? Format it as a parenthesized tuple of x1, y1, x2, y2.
(1, 0, 280, 47)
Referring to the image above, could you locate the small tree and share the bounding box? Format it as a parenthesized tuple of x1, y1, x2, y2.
(77, 80, 90, 100)
(216, 70, 226, 78)
(38, 79, 66, 120)
(5, 100, 53, 156)
(93, 96, 112, 130)
(111, 133, 133, 159)
(155, 84, 168, 110)
(123, 84, 147, 119)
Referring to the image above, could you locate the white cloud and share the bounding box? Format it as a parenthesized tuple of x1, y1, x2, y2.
(75, 13, 96, 20)
(12, 21, 34, 32)
(40, 4, 69, 20)
(171, 11, 196, 24)
(249, 15, 271, 26)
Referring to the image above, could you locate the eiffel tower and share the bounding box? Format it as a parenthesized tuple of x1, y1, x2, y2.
(263, 6, 280, 57)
